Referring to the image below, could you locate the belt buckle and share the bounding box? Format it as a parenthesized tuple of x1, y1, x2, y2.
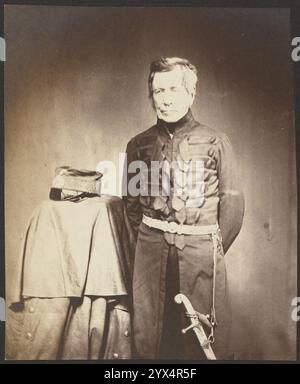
(168, 221, 178, 234)
(177, 224, 184, 235)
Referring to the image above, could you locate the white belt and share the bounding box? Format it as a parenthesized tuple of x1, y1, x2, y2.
(142, 214, 220, 331)
(142, 214, 218, 236)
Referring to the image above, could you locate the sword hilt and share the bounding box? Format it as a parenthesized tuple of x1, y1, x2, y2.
(174, 293, 217, 360)
(181, 323, 197, 334)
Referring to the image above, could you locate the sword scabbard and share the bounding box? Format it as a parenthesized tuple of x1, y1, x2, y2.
(174, 293, 217, 360)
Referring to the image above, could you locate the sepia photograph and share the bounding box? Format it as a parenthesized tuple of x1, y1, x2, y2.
(3, 4, 297, 362)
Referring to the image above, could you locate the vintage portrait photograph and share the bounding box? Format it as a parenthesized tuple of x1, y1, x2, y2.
(3, 4, 297, 362)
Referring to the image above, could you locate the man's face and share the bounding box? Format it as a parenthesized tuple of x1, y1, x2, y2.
(152, 67, 195, 123)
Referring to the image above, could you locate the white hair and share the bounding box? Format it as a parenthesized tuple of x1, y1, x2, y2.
(148, 57, 198, 98)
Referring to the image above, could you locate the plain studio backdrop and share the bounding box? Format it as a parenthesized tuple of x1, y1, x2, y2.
(4, 5, 296, 360)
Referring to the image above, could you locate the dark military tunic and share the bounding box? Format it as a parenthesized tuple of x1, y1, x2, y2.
(123, 110, 244, 359)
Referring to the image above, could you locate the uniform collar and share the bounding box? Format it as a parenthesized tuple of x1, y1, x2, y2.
(157, 109, 195, 136)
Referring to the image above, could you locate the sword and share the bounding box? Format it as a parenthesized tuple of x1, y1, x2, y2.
(174, 293, 217, 360)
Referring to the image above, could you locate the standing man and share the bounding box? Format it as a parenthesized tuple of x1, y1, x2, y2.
(123, 57, 244, 359)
